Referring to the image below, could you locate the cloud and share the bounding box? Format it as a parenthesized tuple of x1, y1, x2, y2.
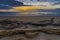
(16, 0, 60, 2)
(24, 2, 53, 5)
(53, 2, 60, 5)
(40, 0, 60, 2)
(18, 0, 60, 9)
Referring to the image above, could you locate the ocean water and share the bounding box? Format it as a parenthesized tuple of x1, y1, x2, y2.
(0, 10, 60, 16)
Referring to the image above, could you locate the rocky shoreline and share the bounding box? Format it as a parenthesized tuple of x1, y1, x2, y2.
(0, 28, 60, 38)
(0, 17, 59, 40)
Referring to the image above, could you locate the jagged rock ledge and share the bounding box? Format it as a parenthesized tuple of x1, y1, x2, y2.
(40, 29, 60, 35)
(0, 28, 60, 38)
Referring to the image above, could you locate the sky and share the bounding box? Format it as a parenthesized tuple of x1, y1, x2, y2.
(15, 0, 60, 9)
(16, 0, 60, 2)
(16, 0, 60, 5)
(0, 0, 60, 9)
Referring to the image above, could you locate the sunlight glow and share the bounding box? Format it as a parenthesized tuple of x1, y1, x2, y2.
(13, 6, 39, 11)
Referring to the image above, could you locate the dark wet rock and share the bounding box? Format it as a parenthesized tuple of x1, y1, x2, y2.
(0, 28, 60, 38)
(0, 19, 12, 24)
(40, 29, 60, 35)
(46, 39, 52, 40)
(16, 38, 27, 40)
(39, 18, 55, 25)
(0, 19, 23, 29)
(27, 23, 47, 27)
(25, 32, 39, 38)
